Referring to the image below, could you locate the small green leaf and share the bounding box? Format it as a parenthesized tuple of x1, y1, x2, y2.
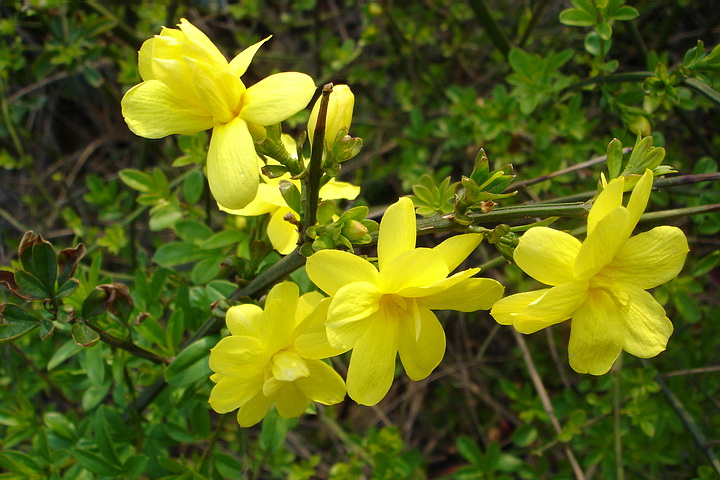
(82, 288, 110, 318)
(153, 242, 206, 267)
(456, 436, 483, 464)
(201, 230, 246, 250)
(174, 220, 214, 244)
(182, 169, 205, 205)
(0, 304, 40, 345)
(57, 278, 80, 298)
(190, 256, 222, 285)
(559, 8, 595, 27)
(39, 318, 54, 340)
(119, 169, 155, 193)
(606, 138, 624, 179)
(595, 21, 612, 40)
(72, 448, 123, 476)
(164, 336, 218, 387)
(14, 269, 51, 298)
(278, 179, 302, 214)
(610, 5, 638, 20)
(71, 322, 100, 347)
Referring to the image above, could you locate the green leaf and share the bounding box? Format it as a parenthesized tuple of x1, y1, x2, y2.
(14, 269, 51, 298)
(691, 251, 720, 277)
(82, 287, 110, 318)
(260, 408, 293, 453)
(191, 256, 222, 285)
(456, 436, 483, 464)
(0, 450, 43, 475)
(149, 203, 183, 231)
(71, 322, 100, 347)
(201, 230, 246, 250)
(174, 220, 214, 243)
(182, 169, 205, 205)
(559, 8, 595, 27)
(153, 242, 206, 267)
(47, 340, 84, 370)
(94, 407, 121, 466)
(82, 383, 112, 411)
(164, 336, 218, 387)
(214, 453, 244, 479)
(123, 454, 149, 480)
(39, 318, 54, 340)
(595, 21, 612, 40)
(278, 179, 302, 214)
(30, 241, 57, 294)
(508, 48, 534, 78)
(57, 278, 80, 298)
(610, 5, 638, 20)
(0, 304, 39, 345)
(119, 169, 155, 193)
(72, 448, 123, 476)
(44, 412, 76, 439)
(606, 138, 624, 179)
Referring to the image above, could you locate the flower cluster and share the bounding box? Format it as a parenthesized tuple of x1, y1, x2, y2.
(122, 20, 689, 428)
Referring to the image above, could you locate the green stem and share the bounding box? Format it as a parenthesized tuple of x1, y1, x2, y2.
(84, 321, 165, 364)
(467, 0, 512, 58)
(613, 358, 624, 480)
(303, 84, 333, 239)
(517, 0, 549, 48)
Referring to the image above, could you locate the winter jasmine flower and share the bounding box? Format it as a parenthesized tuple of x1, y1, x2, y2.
(208, 281, 346, 427)
(306, 197, 504, 405)
(491, 169, 689, 374)
(121, 18, 316, 209)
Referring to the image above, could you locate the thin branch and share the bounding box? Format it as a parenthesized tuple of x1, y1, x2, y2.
(467, 0, 512, 58)
(513, 330, 586, 480)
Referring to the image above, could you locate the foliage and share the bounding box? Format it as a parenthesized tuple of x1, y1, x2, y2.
(1, 1, 719, 479)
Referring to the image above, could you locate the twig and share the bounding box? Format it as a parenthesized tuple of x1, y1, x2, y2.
(467, 0, 512, 58)
(513, 330, 586, 480)
(645, 360, 720, 476)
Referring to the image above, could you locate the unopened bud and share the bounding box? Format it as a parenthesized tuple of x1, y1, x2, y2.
(341, 219, 368, 241)
(308, 84, 354, 147)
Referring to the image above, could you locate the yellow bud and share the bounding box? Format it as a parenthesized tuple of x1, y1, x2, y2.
(307, 84, 354, 146)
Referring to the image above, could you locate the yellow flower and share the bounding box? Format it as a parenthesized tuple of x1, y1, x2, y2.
(306, 197, 504, 405)
(491, 169, 689, 375)
(221, 135, 360, 254)
(307, 84, 354, 146)
(208, 281, 346, 427)
(121, 19, 316, 210)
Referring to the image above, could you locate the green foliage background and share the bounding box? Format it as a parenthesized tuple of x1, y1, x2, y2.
(1, 0, 719, 478)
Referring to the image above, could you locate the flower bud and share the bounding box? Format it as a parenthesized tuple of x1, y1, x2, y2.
(307, 84, 354, 147)
(341, 219, 369, 241)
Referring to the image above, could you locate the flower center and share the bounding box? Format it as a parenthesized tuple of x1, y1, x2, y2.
(589, 269, 629, 309)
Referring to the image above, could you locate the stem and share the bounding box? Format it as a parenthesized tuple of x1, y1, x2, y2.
(303, 83, 333, 238)
(613, 358, 624, 480)
(644, 360, 720, 476)
(517, 0, 549, 48)
(467, 0, 512, 58)
(512, 330, 586, 480)
(84, 321, 165, 364)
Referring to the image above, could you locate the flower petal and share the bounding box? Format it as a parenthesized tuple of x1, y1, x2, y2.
(346, 314, 398, 406)
(419, 277, 504, 312)
(574, 206, 629, 281)
(306, 250, 379, 296)
(226, 303, 262, 337)
(514, 227, 581, 286)
(620, 285, 673, 358)
(588, 176, 624, 236)
(296, 359, 347, 405)
(568, 291, 624, 375)
(220, 183, 285, 216)
(326, 282, 382, 349)
(607, 226, 689, 289)
(189, 59, 243, 124)
(380, 248, 449, 293)
(295, 300, 349, 359)
(236, 392, 273, 427)
(495, 281, 589, 334)
(319, 180, 361, 201)
(228, 35, 272, 76)
(177, 18, 228, 66)
(121, 80, 213, 138)
(398, 308, 445, 381)
(207, 117, 259, 210)
(274, 382, 310, 419)
(137, 38, 155, 81)
(491, 290, 546, 326)
(377, 197, 417, 270)
(398, 268, 478, 298)
(432, 234, 483, 272)
(267, 207, 299, 254)
(209, 336, 267, 375)
(625, 169, 653, 236)
(209, 374, 263, 414)
(241, 72, 316, 126)
(271, 350, 309, 382)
